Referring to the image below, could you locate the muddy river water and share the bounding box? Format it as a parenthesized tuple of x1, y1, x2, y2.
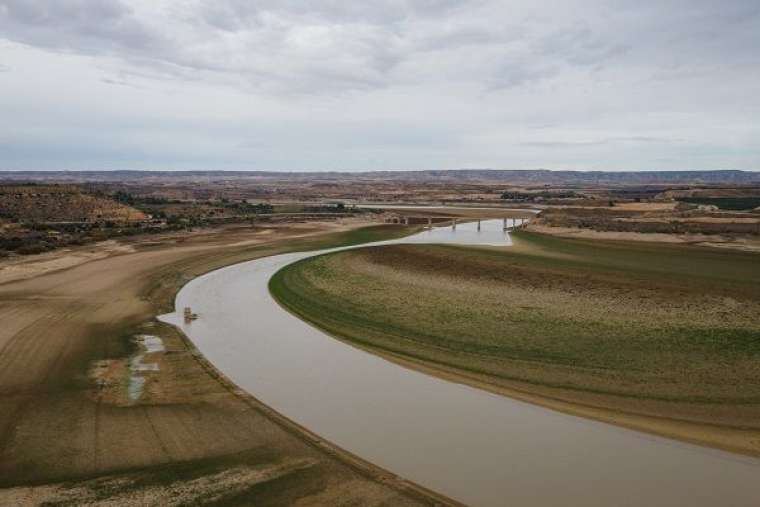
(161, 219, 760, 507)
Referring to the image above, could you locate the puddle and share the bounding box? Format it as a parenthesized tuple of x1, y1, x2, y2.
(137, 334, 165, 354)
(127, 376, 146, 402)
(127, 334, 164, 402)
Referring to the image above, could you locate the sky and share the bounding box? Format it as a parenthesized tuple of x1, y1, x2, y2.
(0, 0, 759, 172)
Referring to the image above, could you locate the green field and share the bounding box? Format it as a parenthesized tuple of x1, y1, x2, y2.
(270, 231, 760, 451)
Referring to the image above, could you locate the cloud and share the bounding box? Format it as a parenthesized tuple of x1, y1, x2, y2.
(1, 1, 757, 95)
(0, 1, 417, 94)
(0, 1, 635, 94)
(539, 26, 630, 69)
(518, 137, 683, 148)
(0, 1, 758, 170)
(0, 0, 159, 54)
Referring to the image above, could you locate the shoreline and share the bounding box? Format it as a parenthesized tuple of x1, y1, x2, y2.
(274, 283, 760, 459)
(268, 230, 760, 460)
(162, 260, 464, 507)
(171, 321, 463, 507)
(0, 220, 460, 506)
(6, 213, 757, 503)
(325, 341, 760, 459)
(526, 223, 760, 252)
(172, 219, 760, 505)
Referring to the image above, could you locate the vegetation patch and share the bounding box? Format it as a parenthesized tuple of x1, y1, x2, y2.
(271, 232, 760, 434)
(677, 197, 760, 210)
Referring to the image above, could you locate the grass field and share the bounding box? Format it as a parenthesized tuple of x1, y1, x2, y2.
(271, 231, 760, 454)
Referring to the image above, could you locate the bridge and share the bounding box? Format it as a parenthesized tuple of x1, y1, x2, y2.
(383, 215, 530, 230)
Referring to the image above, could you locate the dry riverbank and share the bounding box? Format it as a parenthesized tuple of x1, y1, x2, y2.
(0, 220, 456, 506)
(527, 223, 760, 252)
(271, 231, 760, 457)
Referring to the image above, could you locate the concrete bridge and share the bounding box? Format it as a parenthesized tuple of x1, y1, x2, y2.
(384, 215, 530, 230)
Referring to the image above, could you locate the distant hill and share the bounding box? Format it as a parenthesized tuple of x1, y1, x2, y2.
(1, 169, 759, 185)
(0, 185, 147, 223)
(418, 169, 760, 184)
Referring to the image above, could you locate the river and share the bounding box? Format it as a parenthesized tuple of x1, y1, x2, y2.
(160, 219, 760, 507)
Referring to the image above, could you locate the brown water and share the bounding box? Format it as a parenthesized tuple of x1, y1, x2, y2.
(160, 220, 760, 507)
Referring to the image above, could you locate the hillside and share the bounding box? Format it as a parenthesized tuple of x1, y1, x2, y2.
(2, 169, 759, 185)
(0, 185, 147, 223)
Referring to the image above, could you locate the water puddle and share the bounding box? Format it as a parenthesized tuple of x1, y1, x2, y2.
(138, 334, 165, 354)
(127, 334, 164, 402)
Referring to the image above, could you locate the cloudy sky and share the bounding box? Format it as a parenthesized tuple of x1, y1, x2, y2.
(0, 0, 758, 172)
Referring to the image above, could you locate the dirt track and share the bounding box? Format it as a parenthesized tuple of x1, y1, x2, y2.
(0, 221, 455, 506)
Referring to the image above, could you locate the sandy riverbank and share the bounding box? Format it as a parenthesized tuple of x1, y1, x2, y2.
(526, 223, 760, 252)
(0, 220, 457, 506)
